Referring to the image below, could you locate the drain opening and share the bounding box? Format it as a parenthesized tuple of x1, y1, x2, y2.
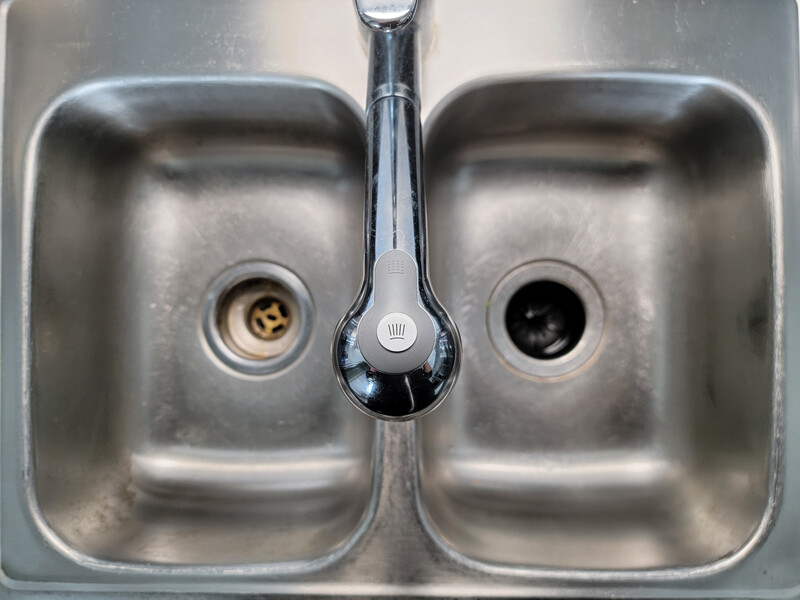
(505, 281, 586, 359)
(217, 279, 299, 361)
(487, 261, 604, 379)
(202, 262, 313, 376)
(248, 297, 291, 340)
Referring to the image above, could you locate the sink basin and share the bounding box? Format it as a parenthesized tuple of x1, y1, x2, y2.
(421, 76, 778, 570)
(27, 79, 376, 566)
(1, 0, 798, 596)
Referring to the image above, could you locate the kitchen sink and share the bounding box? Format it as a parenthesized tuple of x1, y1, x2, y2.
(421, 75, 776, 570)
(1, 0, 799, 597)
(27, 79, 375, 566)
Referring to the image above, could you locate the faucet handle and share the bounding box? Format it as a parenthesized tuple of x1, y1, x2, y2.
(354, 0, 418, 31)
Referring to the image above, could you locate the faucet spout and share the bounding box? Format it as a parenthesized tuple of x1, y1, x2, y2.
(332, 15, 461, 421)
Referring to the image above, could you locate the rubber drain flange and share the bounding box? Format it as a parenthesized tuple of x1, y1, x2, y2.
(487, 261, 604, 378)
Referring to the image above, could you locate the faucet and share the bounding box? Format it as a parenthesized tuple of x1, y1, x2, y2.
(332, 0, 461, 421)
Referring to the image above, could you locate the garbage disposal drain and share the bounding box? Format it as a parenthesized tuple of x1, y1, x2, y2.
(505, 281, 586, 359)
(487, 261, 604, 378)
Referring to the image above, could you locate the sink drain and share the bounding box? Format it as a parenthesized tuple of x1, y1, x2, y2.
(202, 262, 313, 376)
(487, 261, 604, 378)
(505, 280, 586, 360)
(248, 297, 291, 341)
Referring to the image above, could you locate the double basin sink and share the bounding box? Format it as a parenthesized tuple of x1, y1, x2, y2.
(1, 0, 797, 597)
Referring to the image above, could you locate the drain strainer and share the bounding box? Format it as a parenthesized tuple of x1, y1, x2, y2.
(248, 297, 291, 341)
(201, 262, 313, 376)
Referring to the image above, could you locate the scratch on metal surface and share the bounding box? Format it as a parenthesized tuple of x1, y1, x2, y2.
(581, 6, 592, 60)
(54, 41, 92, 50)
(674, 0, 689, 42)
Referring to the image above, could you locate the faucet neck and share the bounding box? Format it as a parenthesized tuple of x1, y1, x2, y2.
(367, 27, 419, 108)
(364, 26, 424, 267)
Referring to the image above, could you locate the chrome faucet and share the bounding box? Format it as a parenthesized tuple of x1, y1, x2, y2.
(332, 0, 461, 421)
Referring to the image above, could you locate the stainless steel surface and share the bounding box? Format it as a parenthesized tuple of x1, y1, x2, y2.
(27, 79, 376, 566)
(0, 0, 797, 598)
(420, 75, 776, 570)
(333, 24, 460, 420)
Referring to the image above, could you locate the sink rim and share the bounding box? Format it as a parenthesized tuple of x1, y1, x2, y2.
(17, 70, 786, 580)
(17, 74, 383, 576)
(2, 0, 797, 592)
(416, 70, 786, 581)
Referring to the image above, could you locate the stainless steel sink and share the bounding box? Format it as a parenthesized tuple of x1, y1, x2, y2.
(28, 79, 376, 565)
(421, 75, 776, 570)
(2, 0, 799, 597)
